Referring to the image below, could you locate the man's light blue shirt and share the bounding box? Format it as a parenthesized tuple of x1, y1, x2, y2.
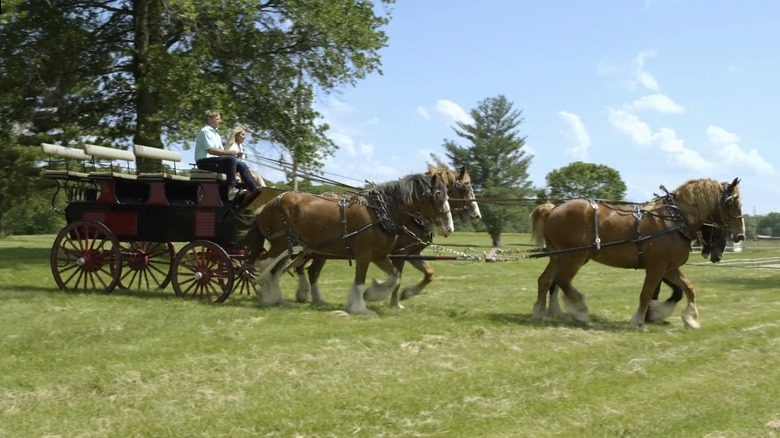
(194, 125, 222, 161)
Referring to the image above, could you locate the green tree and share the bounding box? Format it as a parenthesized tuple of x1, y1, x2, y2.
(0, 0, 393, 172)
(441, 95, 533, 246)
(0, 141, 46, 236)
(757, 213, 780, 237)
(544, 161, 626, 203)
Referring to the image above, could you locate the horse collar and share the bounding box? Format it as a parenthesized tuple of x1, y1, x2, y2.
(369, 190, 405, 235)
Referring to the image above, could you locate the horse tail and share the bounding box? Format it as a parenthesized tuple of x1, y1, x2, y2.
(530, 203, 556, 247)
(241, 205, 267, 263)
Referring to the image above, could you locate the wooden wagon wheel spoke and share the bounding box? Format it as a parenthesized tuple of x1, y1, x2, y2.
(50, 220, 122, 293)
(118, 241, 174, 291)
(231, 258, 257, 298)
(171, 240, 234, 303)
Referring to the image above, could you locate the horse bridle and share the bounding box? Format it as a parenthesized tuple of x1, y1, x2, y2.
(424, 184, 452, 230)
(449, 179, 478, 217)
(715, 181, 743, 236)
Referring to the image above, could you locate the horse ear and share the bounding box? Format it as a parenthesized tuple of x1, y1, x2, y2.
(427, 164, 435, 174)
(726, 177, 740, 194)
(429, 174, 441, 192)
(458, 166, 466, 178)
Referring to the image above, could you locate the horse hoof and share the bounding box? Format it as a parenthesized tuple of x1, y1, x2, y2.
(682, 315, 701, 329)
(344, 306, 378, 317)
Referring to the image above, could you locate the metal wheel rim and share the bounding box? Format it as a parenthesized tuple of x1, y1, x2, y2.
(171, 240, 234, 303)
(118, 241, 174, 291)
(50, 220, 122, 293)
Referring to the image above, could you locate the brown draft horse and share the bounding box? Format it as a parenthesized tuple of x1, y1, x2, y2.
(530, 178, 745, 329)
(294, 166, 482, 308)
(243, 172, 454, 315)
(534, 201, 728, 323)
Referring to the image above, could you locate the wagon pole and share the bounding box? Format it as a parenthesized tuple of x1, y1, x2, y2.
(241, 151, 364, 194)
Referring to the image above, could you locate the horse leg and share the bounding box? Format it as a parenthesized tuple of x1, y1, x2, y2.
(400, 259, 433, 301)
(363, 257, 400, 304)
(306, 258, 330, 306)
(646, 278, 682, 323)
(629, 269, 666, 330)
(547, 283, 563, 317)
(551, 257, 589, 324)
(664, 269, 700, 329)
(344, 259, 377, 316)
(533, 260, 557, 319)
(254, 250, 291, 307)
(557, 280, 589, 325)
(294, 263, 310, 303)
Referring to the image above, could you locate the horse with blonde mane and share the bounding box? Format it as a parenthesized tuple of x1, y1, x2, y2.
(532, 202, 728, 323)
(243, 172, 454, 315)
(294, 165, 481, 308)
(529, 178, 745, 329)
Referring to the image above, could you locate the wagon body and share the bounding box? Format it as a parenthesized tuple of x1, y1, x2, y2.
(42, 142, 283, 302)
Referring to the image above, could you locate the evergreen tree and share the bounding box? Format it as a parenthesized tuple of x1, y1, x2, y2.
(441, 95, 533, 246)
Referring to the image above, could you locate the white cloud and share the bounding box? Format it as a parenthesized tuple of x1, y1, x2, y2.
(632, 51, 660, 92)
(359, 142, 374, 156)
(416, 106, 430, 120)
(365, 116, 379, 126)
(329, 131, 357, 156)
(436, 99, 473, 125)
(559, 111, 591, 161)
(707, 125, 773, 174)
(706, 125, 740, 144)
(324, 96, 354, 115)
(607, 108, 712, 171)
(627, 94, 685, 113)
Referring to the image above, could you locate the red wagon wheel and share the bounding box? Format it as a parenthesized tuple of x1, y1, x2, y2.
(50, 219, 122, 292)
(119, 241, 174, 291)
(171, 240, 234, 303)
(231, 258, 258, 299)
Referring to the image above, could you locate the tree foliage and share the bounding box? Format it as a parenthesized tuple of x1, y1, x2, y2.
(0, 141, 49, 236)
(543, 161, 627, 203)
(440, 95, 533, 246)
(0, 0, 393, 230)
(756, 213, 780, 237)
(0, 0, 393, 171)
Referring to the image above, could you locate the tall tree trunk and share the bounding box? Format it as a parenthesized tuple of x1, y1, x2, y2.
(491, 233, 501, 247)
(133, 0, 164, 173)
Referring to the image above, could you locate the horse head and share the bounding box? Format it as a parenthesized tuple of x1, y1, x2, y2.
(412, 173, 454, 237)
(720, 178, 746, 243)
(427, 165, 481, 223)
(453, 167, 481, 223)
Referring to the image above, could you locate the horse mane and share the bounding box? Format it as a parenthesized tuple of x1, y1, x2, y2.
(426, 164, 470, 186)
(371, 173, 441, 206)
(426, 165, 455, 186)
(670, 178, 737, 222)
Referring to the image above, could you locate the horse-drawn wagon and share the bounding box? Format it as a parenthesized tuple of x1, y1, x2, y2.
(40, 142, 283, 303)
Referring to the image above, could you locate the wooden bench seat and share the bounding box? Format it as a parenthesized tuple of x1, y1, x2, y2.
(133, 144, 189, 181)
(84, 144, 137, 180)
(40, 143, 91, 179)
(189, 168, 227, 182)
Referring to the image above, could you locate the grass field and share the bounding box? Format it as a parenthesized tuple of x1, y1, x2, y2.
(1, 232, 780, 437)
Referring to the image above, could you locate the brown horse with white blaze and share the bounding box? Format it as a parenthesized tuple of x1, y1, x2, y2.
(294, 166, 481, 309)
(243, 172, 454, 315)
(530, 178, 745, 329)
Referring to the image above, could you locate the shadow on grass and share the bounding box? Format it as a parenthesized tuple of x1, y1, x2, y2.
(483, 312, 647, 333)
(0, 284, 176, 301)
(0, 247, 51, 268)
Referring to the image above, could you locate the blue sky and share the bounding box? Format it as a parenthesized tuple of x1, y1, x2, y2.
(221, 0, 780, 214)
